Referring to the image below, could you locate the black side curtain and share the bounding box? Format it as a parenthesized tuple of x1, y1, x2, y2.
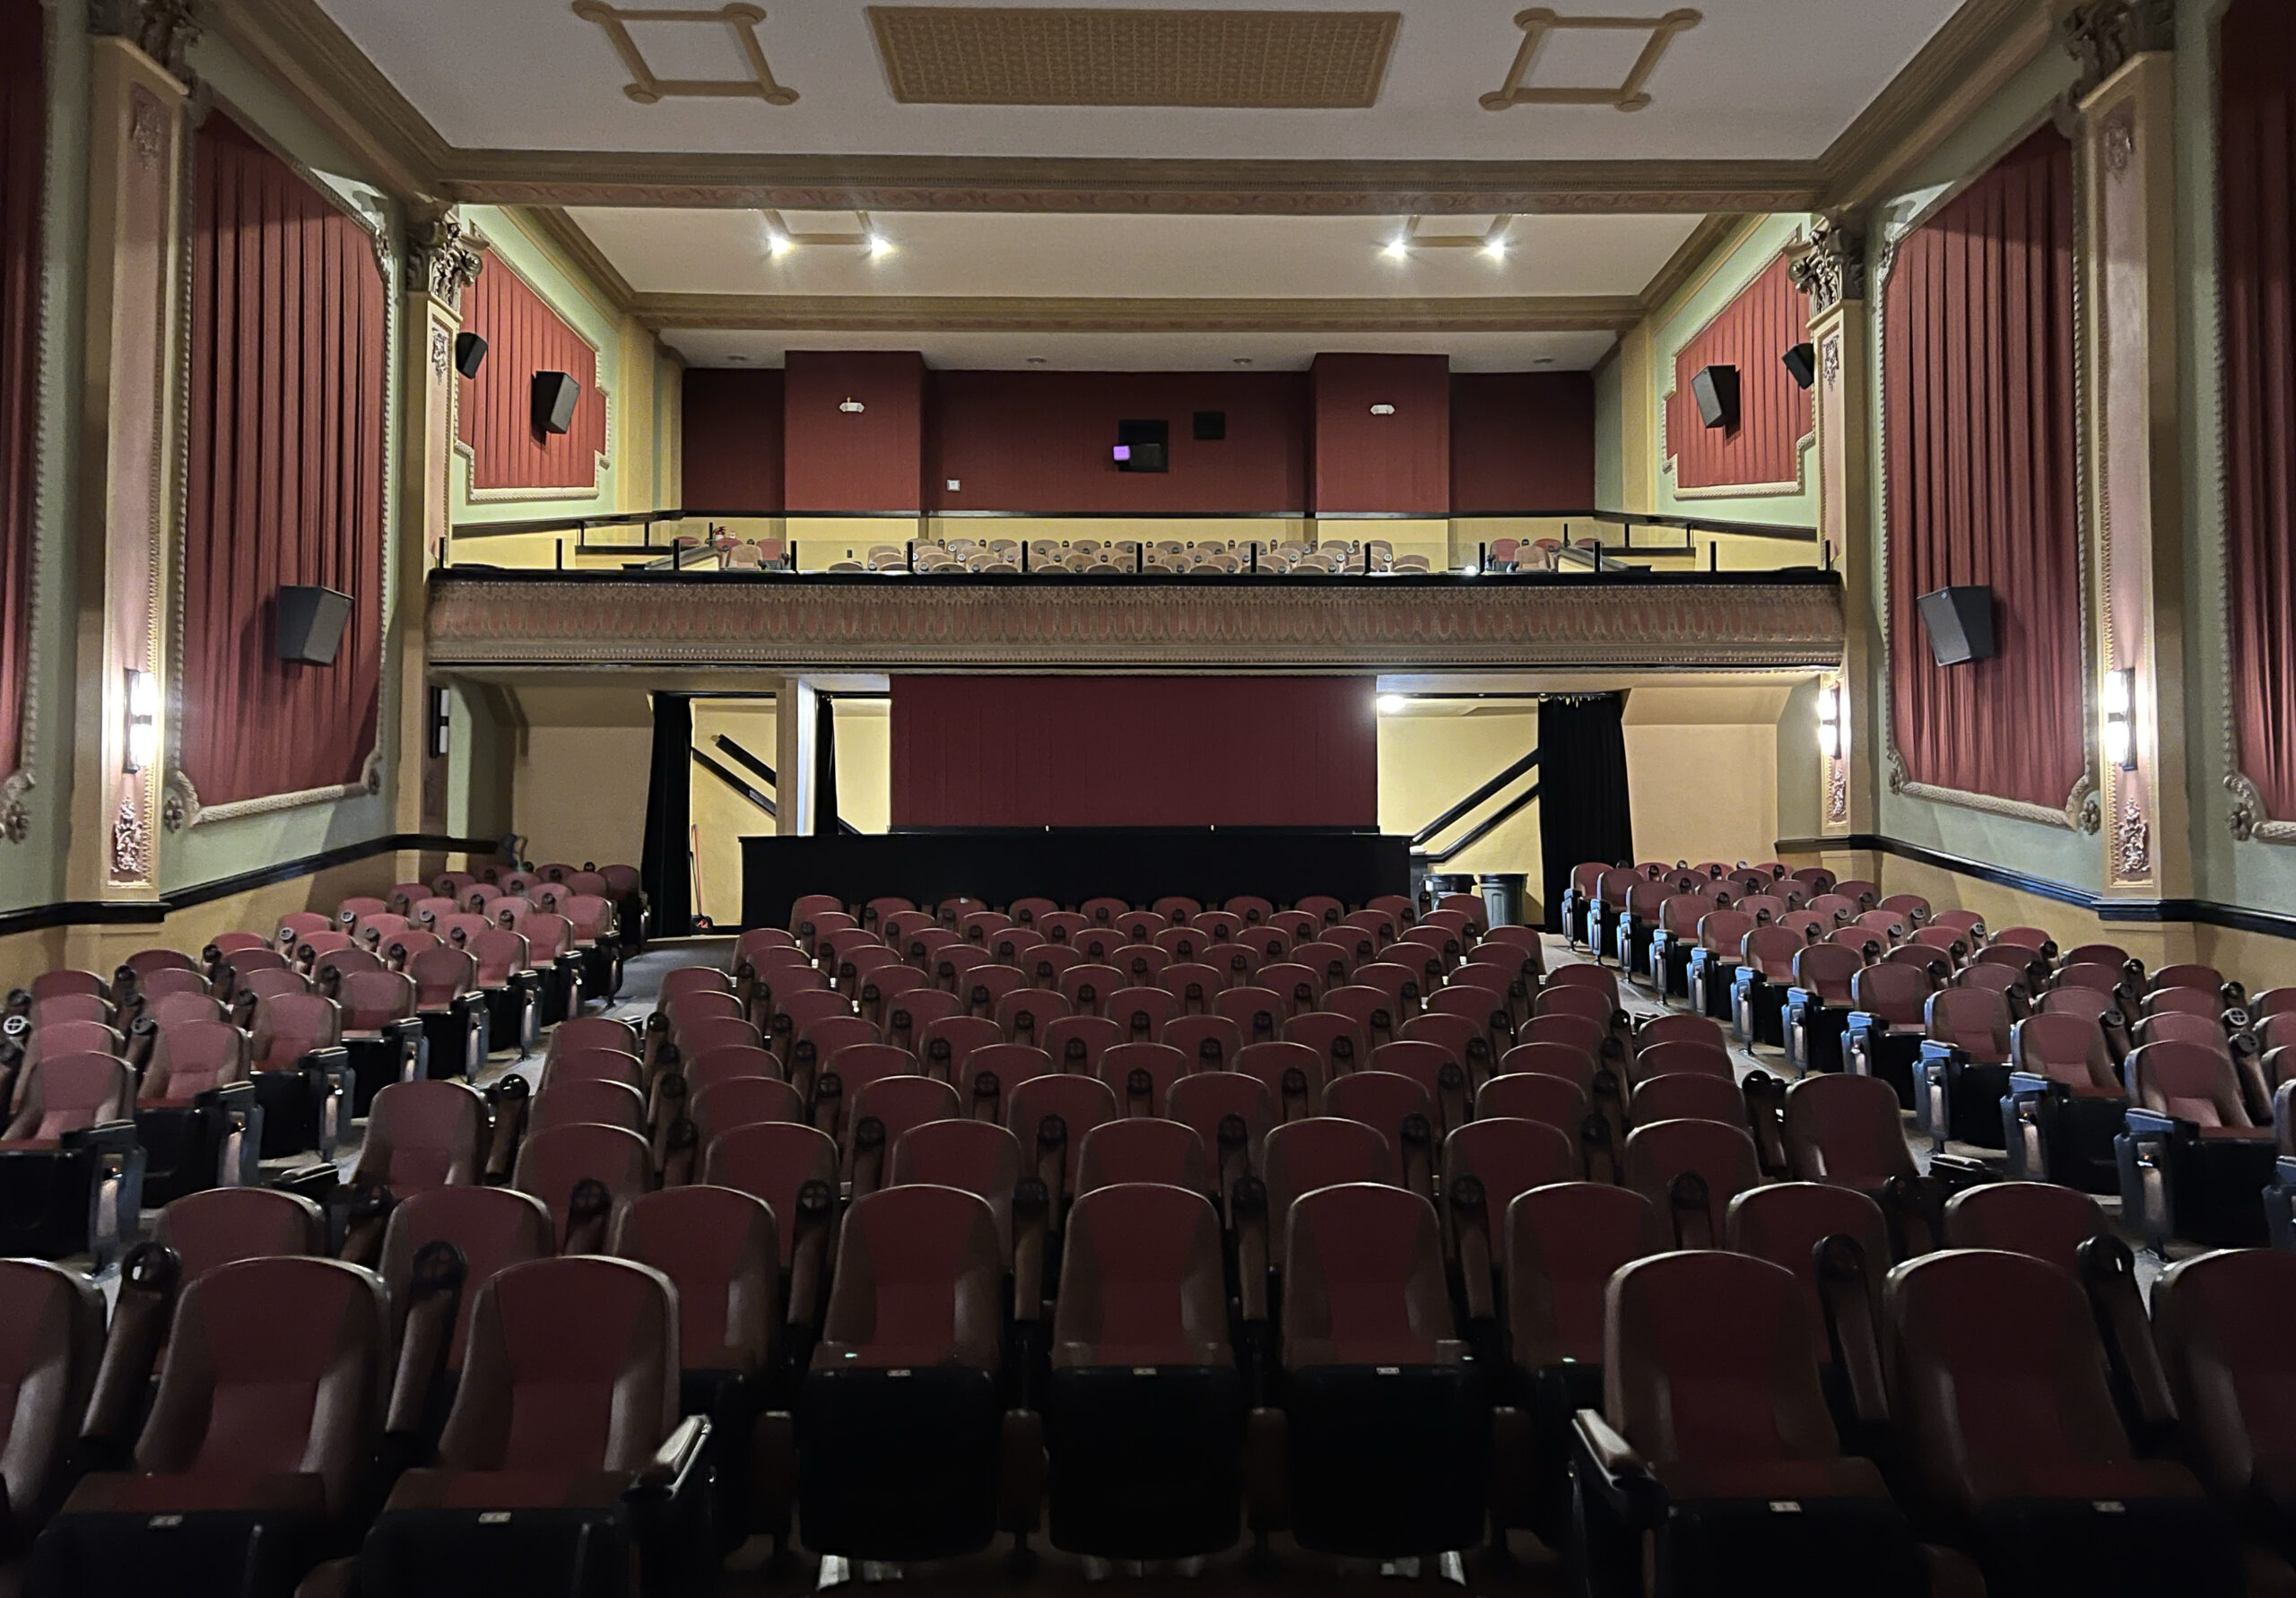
(1538, 693, 1634, 932)
(814, 690, 839, 836)
(641, 692, 694, 937)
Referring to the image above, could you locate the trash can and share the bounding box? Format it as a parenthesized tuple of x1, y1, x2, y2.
(1422, 873, 1476, 915)
(1476, 872, 1529, 928)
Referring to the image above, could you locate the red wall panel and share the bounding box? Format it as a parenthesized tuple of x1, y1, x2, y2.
(181, 116, 386, 806)
(1448, 372, 1596, 512)
(457, 256, 607, 493)
(0, 0, 42, 783)
(1665, 253, 1814, 492)
(1883, 127, 2084, 812)
(1310, 354, 1450, 515)
(891, 676, 1379, 829)
(682, 368, 783, 510)
(784, 350, 926, 512)
(927, 370, 1308, 512)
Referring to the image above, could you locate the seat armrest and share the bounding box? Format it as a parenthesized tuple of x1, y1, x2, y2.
(629, 1413, 712, 1500)
(1569, 1409, 1665, 1530)
(2006, 1071, 2058, 1099)
(61, 1120, 141, 1155)
(2123, 1106, 2189, 1139)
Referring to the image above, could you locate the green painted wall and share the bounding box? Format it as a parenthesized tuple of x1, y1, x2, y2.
(1593, 350, 1625, 508)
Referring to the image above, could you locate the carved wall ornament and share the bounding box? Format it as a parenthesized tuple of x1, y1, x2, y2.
(2060, 0, 2174, 100)
(430, 327, 453, 381)
(1821, 338, 1842, 391)
(111, 796, 150, 882)
(2114, 798, 2150, 880)
(1482, 8, 1701, 113)
(572, 2, 797, 106)
(1787, 215, 1867, 317)
(1826, 759, 1848, 825)
(0, 774, 30, 844)
(127, 88, 166, 166)
(2104, 109, 2135, 176)
(91, 0, 201, 81)
(407, 210, 484, 304)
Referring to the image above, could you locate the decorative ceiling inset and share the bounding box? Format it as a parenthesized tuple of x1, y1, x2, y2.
(1482, 7, 1702, 113)
(571, 2, 798, 106)
(865, 6, 1401, 108)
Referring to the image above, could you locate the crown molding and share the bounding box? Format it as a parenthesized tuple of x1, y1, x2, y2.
(526, 205, 639, 315)
(440, 152, 1821, 215)
(1817, 0, 2059, 210)
(631, 293, 1647, 334)
(204, 0, 449, 197)
(1634, 213, 1740, 317)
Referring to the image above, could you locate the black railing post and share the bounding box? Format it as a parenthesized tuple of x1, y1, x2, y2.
(555, 537, 564, 570)
(907, 539, 916, 573)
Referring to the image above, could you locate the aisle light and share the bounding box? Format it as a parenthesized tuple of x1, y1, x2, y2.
(2101, 668, 2136, 770)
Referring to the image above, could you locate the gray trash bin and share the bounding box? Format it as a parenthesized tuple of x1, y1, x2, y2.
(1477, 872, 1529, 928)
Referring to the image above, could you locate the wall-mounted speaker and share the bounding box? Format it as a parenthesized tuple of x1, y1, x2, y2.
(454, 331, 488, 379)
(1782, 343, 1816, 390)
(1691, 365, 1740, 430)
(276, 585, 353, 666)
(1917, 585, 1998, 667)
(532, 371, 580, 436)
(1193, 410, 1226, 441)
(1116, 418, 1170, 473)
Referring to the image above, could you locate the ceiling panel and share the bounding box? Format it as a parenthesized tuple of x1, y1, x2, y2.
(663, 327, 1620, 371)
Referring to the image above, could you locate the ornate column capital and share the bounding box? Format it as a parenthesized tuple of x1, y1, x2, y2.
(2059, 0, 2174, 100)
(1787, 215, 1866, 319)
(406, 208, 485, 307)
(88, 0, 202, 84)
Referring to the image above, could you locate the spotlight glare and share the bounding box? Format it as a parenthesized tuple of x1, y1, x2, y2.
(1483, 239, 1508, 260)
(868, 235, 894, 257)
(766, 232, 794, 257)
(1377, 694, 1409, 716)
(1383, 239, 1410, 260)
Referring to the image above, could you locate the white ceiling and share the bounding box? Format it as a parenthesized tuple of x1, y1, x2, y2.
(320, 0, 1963, 162)
(665, 327, 1620, 371)
(570, 207, 1703, 299)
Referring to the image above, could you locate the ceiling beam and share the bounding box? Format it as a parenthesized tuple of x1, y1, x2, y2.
(204, 0, 449, 198)
(634, 293, 1647, 334)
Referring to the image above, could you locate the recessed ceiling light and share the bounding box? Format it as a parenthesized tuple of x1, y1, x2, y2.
(1483, 238, 1508, 260)
(867, 235, 894, 257)
(1026, 356, 1048, 366)
(1382, 238, 1410, 260)
(1233, 357, 1253, 367)
(765, 232, 794, 258)
(1377, 694, 1409, 715)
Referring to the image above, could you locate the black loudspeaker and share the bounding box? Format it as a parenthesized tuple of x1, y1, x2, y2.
(1782, 343, 1816, 390)
(532, 371, 580, 436)
(1691, 365, 1740, 430)
(1116, 418, 1170, 473)
(1917, 586, 1998, 666)
(276, 586, 353, 666)
(454, 331, 488, 379)
(1193, 409, 1226, 441)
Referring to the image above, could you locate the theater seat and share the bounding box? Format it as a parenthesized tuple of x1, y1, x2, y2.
(0, 1053, 144, 1262)
(2118, 1039, 2277, 1248)
(1279, 1183, 1488, 1556)
(1916, 987, 2015, 1150)
(1783, 943, 1865, 1075)
(1939, 1182, 2107, 1273)
(1843, 962, 1935, 1109)
(798, 1185, 1020, 1560)
(2002, 1011, 2125, 1193)
(37, 1257, 388, 1598)
(512, 1123, 653, 1253)
(1780, 1073, 1917, 1197)
(1075, 1117, 1212, 1198)
(351, 1080, 488, 1202)
(1886, 1248, 2242, 1597)
(378, 1185, 553, 1401)
(248, 993, 352, 1159)
(0, 1258, 106, 1551)
(356, 1257, 710, 1598)
(133, 1018, 259, 1203)
(2152, 1248, 2296, 1567)
(1570, 1251, 1926, 1597)
(1047, 1184, 1239, 1559)
(153, 1186, 324, 1281)
(1622, 1118, 1762, 1248)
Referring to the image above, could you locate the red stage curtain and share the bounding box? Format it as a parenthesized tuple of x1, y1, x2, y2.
(1666, 252, 1813, 491)
(2222, 0, 2296, 822)
(180, 116, 387, 807)
(1883, 126, 2085, 812)
(457, 253, 606, 493)
(0, 0, 42, 782)
(891, 677, 1379, 829)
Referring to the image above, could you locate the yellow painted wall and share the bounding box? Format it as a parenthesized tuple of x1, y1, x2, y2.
(508, 686, 655, 872)
(691, 700, 778, 929)
(1378, 706, 1541, 878)
(1622, 686, 1788, 866)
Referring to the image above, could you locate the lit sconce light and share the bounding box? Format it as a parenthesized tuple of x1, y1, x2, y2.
(2100, 667, 2137, 770)
(838, 397, 865, 414)
(1816, 681, 1843, 762)
(765, 231, 794, 258)
(123, 668, 158, 774)
(1370, 404, 1396, 416)
(1377, 694, 1409, 716)
(428, 685, 452, 759)
(867, 234, 894, 258)
(1382, 237, 1410, 261)
(1483, 237, 1509, 261)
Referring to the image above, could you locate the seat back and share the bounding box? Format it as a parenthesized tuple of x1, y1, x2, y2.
(815, 1185, 1005, 1370)
(1054, 1184, 1230, 1368)
(702, 1123, 840, 1268)
(1629, 1071, 1746, 1127)
(1940, 1183, 2108, 1273)
(1621, 1119, 1762, 1246)
(0, 1259, 104, 1527)
(1848, 963, 1932, 1026)
(2152, 1248, 2296, 1506)
(1725, 1182, 1890, 1360)
(1281, 1185, 1454, 1368)
(1781, 1073, 1918, 1190)
(1076, 1117, 1213, 1196)
(511, 1122, 654, 1248)
(353, 1079, 487, 1194)
(1504, 1184, 1665, 1369)
(531, 1079, 647, 1136)
(1441, 1118, 1574, 1220)
(439, 1256, 678, 1476)
(1261, 1116, 1398, 1232)
(2009, 1013, 2118, 1094)
(4, 1054, 134, 1142)
(2126, 1039, 2257, 1130)
(612, 1186, 778, 1379)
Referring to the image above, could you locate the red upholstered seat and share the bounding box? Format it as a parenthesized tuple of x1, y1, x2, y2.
(1, 1053, 133, 1149)
(1724, 1181, 1891, 1362)
(1622, 1118, 1762, 1247)
(1167, 1071, 1276, 1177)
(1076, 1117, 1212, 1197)
(1627, 1038, 1733, 1089)
(613, 1185, 778, 1379)
(154, 1185, 325, 1281)
(1629, 1071, 1746, 1129)
(0, 1258, 104, 1545)
(540, 1047, 642, 1092)
(1283, 1012, 1367, 1081)
(1098, 1041, 1189, 1117)
(1441, 1117, 1573, 1228)
(135, 1018, 248, 1108)
(2152, 1247, 2296, 1561)
(512, 1123, 652, 1250)
(1323, 1070, 1432, 1153)
(1282, 1183, 1456, 1368)
(352, 1080, 486, 1196)
(1005, 1073, 1119, 1194)
(703, 1123, 839, 1269)
(1164, 1014, 1244, 1074)
(1781, 1073, 1918, 1194)
(1476, 1070, 1589, 1133)
(530, 1078, 646, 1136)
(1941, 1182, 2108, 1273)
(1261, 1117, 1397, 1236)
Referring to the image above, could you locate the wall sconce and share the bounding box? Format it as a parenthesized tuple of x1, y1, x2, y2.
(2100, 667, 2136, 770)
(1369, 404, 1396, 416)
(838, 397, 865, 414)
(1816, 680, 1844, 761)
(429, 685, 452, 759)
(123, 669, 158, 774)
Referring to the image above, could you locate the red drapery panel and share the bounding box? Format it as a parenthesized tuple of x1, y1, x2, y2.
(181, 116, 386, 807)
(1666, 252, 1813, 491)
(457, 256, 605, 493)
(0, 0, 43, 782)
(891, 677, 1379, 829)
(1883, 126, 2085, 811)
(2222, 0, 2296, 821)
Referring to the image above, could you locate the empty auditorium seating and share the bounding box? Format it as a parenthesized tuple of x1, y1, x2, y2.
(2002, 1009, 2125, 1192)
(2118, 1038, 2277, 1248)
(0, 1052, 144, 1261)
